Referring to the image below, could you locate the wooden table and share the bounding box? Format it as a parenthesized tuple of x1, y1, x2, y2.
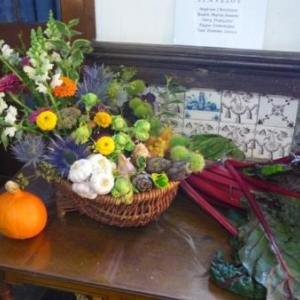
(0, 178, 247, 300)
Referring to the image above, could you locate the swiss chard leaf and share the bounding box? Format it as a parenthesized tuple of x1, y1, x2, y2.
(210, 251, 266, 300)
(238, 192, 300, 300)
(225, 160, 300, 300)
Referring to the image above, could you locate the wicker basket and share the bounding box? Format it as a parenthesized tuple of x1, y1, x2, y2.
(54, 180, 180, 227)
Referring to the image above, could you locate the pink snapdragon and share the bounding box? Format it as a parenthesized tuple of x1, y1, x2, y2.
(0, 73, 21, 93)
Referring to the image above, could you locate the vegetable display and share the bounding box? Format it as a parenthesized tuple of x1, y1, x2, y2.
(181, 152, 300, 300)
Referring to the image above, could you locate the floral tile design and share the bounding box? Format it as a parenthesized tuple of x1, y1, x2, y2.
(221, 91, 259, 124)
(218, 123, 256, 158)
(183, 119, 219, 136)
(149, 83, 299, 160)
(149, 86, 185, 118)
(291, 108, 300, 150)
(257, 94, 299, 128)
(184, 88, 221, 121)
(253, 125, 294, 159)
(161, 117, 184, 134)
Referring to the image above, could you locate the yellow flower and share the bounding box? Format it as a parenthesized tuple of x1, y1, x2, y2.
(95, 136, 115, 155)
(93, 112, 112, 128)
(36, 111, 57, 131)
(52, 76, 77, 98)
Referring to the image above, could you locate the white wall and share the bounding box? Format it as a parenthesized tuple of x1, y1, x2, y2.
(95, 0, 175, 45)
(95, 0, 300, 52)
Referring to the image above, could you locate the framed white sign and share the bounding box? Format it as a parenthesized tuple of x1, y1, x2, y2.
(174, 0, 268, 50)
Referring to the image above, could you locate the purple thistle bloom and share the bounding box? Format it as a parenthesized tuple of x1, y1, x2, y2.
(0, 73, 22, 93)
(76, 64, 114, 104)
(45, 136, 91, 177)
(11, 135, 47, 167)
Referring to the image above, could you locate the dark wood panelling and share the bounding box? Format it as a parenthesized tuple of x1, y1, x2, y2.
(89, 42, 300, 98)
(61, 0, 95, 40)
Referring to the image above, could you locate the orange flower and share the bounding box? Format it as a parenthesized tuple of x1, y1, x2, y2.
(52, 76, 77, 98)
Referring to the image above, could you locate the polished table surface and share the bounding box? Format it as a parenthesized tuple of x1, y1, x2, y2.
(0, 178, 248, 300)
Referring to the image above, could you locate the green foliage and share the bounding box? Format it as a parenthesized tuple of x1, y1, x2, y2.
(155, 76, 186, 121)
(210, 251, 266, 299)
(190, 133, 246, 161)
(238, 192, 300, 299)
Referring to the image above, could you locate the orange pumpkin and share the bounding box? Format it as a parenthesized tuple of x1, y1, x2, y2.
(0, 181, 47, 239)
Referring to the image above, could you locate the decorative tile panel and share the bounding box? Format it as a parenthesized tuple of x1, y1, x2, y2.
(221, 91, 259, 124)
(183, 119, 219, 136)
(184, 88, 221, 121)
(253, 125, 293, 159)
(161, 117, 184, 134)
(218, 123, 255, 158)
(257, 94, 299, 128)
(149, 83, 299, 159)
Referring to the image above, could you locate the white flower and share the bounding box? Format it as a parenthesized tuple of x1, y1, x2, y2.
(42, 58, 53, 72)
(51, 52, 62, 63)
(35, 73, 50, 83)
(4, 126, 17, 137)
(23, 65, 36, 79)
(4, 105, 17, 124)
(1, 44, 13, 59)
(36, 83, 48, 94)
(0, 95, 8, 114)
(50, 73, 62, 88)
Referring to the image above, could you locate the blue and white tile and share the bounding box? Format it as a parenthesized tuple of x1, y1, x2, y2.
(252, 125, 293, 160)
(184, 88, 221, 121)
(218, 122, 255, 158)
(221, 91, 259, 124)
(183, 119, 219, 136)
(257, 94, 299, 128)
(149, 85, 185, 118)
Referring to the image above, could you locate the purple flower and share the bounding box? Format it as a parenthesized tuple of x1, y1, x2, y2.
(22, 56, 30, 67)
(0, 73, 22, 93)
(29, 106, 51, 123)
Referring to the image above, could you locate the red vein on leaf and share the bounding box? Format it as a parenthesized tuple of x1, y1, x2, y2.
(224, 159, 294, 298)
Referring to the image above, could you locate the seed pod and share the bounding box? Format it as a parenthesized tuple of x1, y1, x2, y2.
(146, 156, 171, 173)
(166, 160, 193, 181)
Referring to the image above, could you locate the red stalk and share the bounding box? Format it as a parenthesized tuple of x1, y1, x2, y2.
(186, 174, 243, 208)
(180, 180, 239, 237)
(224, 159, 294, 298)
(239, 172, 300, 199)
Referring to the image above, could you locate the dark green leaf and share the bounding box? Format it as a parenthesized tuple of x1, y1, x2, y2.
(210, 251, 266, 299)
(238, 191, 300, 299)
(72, 39, 92, 51)
(54, 21, 70, 36)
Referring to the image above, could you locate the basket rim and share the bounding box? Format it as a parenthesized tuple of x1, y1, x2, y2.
(55, 179, 180, 204)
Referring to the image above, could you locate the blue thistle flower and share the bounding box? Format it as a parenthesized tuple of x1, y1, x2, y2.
(11, 135, 46, 167)
(76, 64, 114, 104)
(45, 136, 91, 177)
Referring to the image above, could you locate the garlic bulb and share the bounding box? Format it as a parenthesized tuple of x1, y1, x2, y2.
(68, 159, 92, 183)
(87, 153, 114, 173)
(89, 172, 115, 195)
(72, 181, 97, 199)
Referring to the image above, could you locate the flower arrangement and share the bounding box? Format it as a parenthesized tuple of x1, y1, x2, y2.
(0, 14, 205, 205)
